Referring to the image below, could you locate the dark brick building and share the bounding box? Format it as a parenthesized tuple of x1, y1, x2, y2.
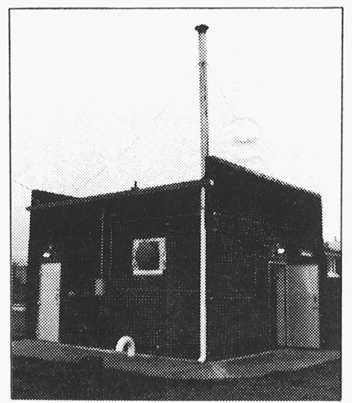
(25, 156, 332, 360)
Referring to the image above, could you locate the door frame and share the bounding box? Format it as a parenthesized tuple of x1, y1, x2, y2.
(268, 262, 288, 348)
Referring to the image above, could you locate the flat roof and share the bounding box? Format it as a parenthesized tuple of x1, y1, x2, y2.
(28, 155, 319, 211)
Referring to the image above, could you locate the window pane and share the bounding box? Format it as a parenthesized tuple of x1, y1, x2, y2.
(135, 241, 160, 272)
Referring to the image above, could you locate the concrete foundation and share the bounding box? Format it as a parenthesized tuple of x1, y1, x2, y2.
(12, 339, 340, 380)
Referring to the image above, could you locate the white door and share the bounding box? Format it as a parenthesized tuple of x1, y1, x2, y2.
(286, 263, 320, 348)
(37, 263, 61, 342)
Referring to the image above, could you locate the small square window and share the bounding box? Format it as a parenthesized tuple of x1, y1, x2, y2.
(132, 238, 166, 276)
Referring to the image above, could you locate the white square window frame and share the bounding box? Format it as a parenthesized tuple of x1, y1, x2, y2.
(132, 237, 166, 276)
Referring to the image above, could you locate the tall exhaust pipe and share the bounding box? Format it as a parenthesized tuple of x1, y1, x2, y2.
(195, 24, 209, 363)
(195, 24, 210, 177)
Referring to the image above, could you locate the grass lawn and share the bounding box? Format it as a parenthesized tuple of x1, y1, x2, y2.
(12, 355, 341, 400)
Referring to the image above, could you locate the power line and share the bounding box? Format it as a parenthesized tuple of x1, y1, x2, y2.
(208, 65, 237, 116)
(12, 179, 32, 191)
(208, 65, 278, 177)
(73, 132, 149, 194)
(153, 64, 198, 121)
(74, 67, 199, 195)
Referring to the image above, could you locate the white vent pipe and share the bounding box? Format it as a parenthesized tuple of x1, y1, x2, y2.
(195, 24, 209, 363)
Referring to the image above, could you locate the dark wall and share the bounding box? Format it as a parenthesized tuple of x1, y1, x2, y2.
(206, 157, 322, 245)
(98, 186, 202, 358)
(205, 156, 325, 360)
(27, 184, 201, 359)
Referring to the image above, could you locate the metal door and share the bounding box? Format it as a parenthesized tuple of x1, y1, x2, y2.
(286, 263, 320, 348)
(37, 263, 62, 342)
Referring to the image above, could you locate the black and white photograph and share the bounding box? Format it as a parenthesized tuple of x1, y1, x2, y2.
(9, 4, 343, 400)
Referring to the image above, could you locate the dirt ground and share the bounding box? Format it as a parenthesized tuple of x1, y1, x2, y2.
(12, 355, 341, 400)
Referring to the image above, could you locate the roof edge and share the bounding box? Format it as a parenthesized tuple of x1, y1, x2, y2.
(27, 179, 203, 211)
(207, 155, 321, 198)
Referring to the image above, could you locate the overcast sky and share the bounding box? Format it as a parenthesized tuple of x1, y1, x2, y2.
(10, 8, 342, 264)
